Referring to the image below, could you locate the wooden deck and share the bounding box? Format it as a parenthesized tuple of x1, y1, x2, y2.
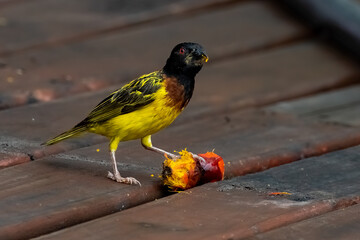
(0, 0, 360, 239)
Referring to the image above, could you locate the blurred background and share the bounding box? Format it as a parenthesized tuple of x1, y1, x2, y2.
(0, 0, 359, 111)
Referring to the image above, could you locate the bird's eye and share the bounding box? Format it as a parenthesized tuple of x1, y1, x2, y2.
(179, 47, 185, 54)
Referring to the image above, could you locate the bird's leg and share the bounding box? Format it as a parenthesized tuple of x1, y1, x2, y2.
(107, 151, 141, 186)
(107, 138, 141, 186)
(141, 135, 179, 159)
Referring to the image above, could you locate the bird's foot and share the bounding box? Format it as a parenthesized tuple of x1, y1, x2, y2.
(165, 152, 205, 165)
(165, 152, 180, 160)
(107, 171, 141, 186)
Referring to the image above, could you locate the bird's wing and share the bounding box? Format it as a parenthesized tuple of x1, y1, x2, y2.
(81, 71, 163, 125)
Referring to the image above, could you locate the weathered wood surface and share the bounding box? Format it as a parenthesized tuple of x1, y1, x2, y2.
(0, 1, 308, 109)
(0, 0, 238, 55)
(1, 41, 359, 168)
(250, 204, 360, 240)
(37, 146, 360, 240)
(0, 0, 30, 9)
(1, 105, 360, 239)
(0, 0, 360, 239)
(266, 85, 360, 127)
(280, 0, 360, 59)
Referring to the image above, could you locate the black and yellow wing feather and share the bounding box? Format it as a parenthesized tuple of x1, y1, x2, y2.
(82, 71, 163, 124)
(43, 71, 164, 145)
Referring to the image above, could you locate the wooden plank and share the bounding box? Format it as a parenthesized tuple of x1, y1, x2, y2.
(0, 0, 31, 8)
(35, 146, 360, 240)
(192, 42, 359, 113)
(1, 41, 359, 167)
(251, 204, 360, 240)
(279, 0, 360, 59)
(0, 156, 164, 240)
(266, 85, 360, 126)
(0, 0, 232, 54)
(0, 1, 309, 109)
(1, 108, 360, 239)
(226, 145, 360, 200)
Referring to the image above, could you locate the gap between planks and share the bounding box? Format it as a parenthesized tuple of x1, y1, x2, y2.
(220, 196, 360, 239)
(0, 0, 248, 57)
(181, 72, 360, 127)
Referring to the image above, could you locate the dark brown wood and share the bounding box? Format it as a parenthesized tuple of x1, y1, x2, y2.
(192, 42, 359, 113)
(278, 0, 360, 59)
(0, 0, 236, 55)
(0, 1, 359, 239)
(1, 40, 359, 167)
(266, 85, 360, 127)
(35, 147, 360, 240)
(0, 0, 33, 9)
(225, 145, 360, 201)
(0, 1, 308, 109)
(1, 109, 360, 239)
(0, 156, 164, 240)
(251, 204, 360, 240)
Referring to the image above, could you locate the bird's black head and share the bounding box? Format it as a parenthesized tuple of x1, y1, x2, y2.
(163, 42, 208, 78)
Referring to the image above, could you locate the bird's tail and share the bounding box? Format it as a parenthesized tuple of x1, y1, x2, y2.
(42, 125, 87, 146)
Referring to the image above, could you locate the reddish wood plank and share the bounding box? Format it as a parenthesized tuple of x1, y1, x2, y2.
(0, 0, 229, 54)
(1, 109, 360, 239)
(192, 42, 359, 113)
(224, 146, 360, 201)
(251, 204, 360, 240)
(0, 0, 32, 8)
(35, 147, 360, 240)
(0, 1, 308, 109)
(266, 85, 360, 127)
(1, 41, 359, 167)
(0, 157, 164, 240)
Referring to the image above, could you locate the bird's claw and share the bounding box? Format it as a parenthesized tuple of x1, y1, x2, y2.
(166, 152, 205, 166)
(165, 153, 180, 160)
(107, 171, 141, 186)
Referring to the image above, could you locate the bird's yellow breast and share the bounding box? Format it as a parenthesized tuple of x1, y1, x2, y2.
(91, 86, 183, 141)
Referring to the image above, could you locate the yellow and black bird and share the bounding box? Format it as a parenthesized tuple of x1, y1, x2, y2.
(43, 42, 208, 186)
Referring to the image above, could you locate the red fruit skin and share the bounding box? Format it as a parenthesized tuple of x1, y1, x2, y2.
(198, 152, 225, 183)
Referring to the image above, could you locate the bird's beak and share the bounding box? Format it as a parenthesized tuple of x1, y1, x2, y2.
(201, 53, 209, 63)
(188, 50, 209, 65)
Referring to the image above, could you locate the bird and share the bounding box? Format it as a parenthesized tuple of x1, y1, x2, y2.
(43, 42, 208, 186)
